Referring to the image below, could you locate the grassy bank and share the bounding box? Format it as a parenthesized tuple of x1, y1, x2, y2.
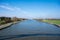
(42, 20, 60, 25)
(0, 21, 20, 30)
(0, 20, 12, 25)
(0, 20, 25, 30)
(0, 23, 13, 30)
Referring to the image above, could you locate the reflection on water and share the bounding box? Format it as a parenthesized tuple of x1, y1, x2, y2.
(0, 34, 60, 40)
(0, 20, 60, 39)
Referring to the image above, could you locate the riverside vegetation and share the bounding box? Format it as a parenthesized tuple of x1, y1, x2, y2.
(35, 19, 60, 27)
(0, 17, 26, 29)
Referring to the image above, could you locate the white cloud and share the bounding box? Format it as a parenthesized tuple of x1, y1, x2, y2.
(0, 4, 32, 18)
(0, 5, 15, 11)
(14, 7, 21, 11)
(0, 5, 28, 14)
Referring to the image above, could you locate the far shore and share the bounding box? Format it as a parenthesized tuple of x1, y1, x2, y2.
(35, 19, 60, 27)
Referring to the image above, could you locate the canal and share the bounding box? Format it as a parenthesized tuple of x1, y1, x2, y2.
(0, 20, 60, 40)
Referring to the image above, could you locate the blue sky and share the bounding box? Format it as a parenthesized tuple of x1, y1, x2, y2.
(0, 0, 60, 19)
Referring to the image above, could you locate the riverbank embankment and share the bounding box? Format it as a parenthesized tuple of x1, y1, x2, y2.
(0, 21, 19, 30)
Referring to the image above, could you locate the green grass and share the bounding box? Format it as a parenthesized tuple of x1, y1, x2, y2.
(42, 20, 60, 25)
(0, 21, 6, 25)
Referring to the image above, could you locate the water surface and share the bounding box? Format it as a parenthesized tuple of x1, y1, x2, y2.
(0, 20, 60, 39)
